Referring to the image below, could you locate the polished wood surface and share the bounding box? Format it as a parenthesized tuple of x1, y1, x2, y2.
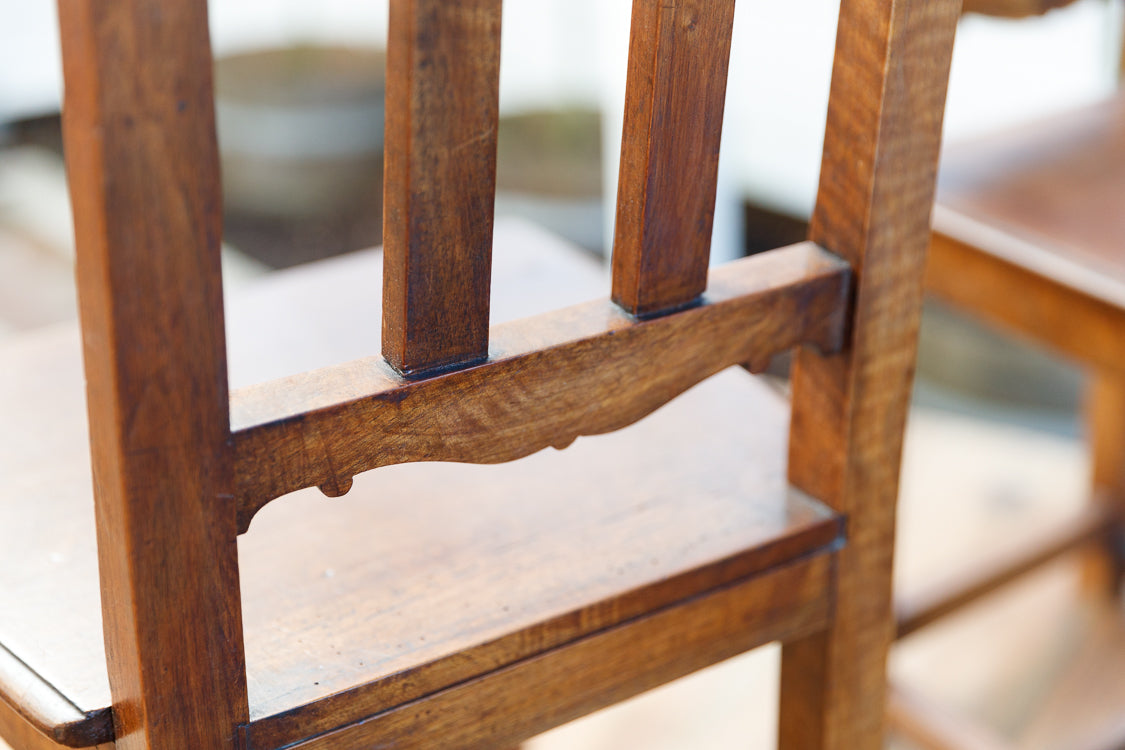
(57, 2, 249, 748)
(0, 692, 111, 750)
(779, 0, 961, 747)
(0, 643, 110, 748)
(928, 205, 1125, 376)
(2, 0, 960, 745)
(930, 93, 1125, 375)
(382, 0, 501, 375)
(937, 93, 1125, 296)
(611, 0, 736, 316)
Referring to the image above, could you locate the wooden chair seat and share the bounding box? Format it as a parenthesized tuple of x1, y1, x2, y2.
(928, 90, 1125, 372)
(0, 221, 841, 749)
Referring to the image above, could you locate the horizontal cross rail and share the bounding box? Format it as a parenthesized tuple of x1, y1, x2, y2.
(231, 243, 851, 532)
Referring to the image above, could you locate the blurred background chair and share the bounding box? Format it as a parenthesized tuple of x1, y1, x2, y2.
(888, 2, 1125, 749)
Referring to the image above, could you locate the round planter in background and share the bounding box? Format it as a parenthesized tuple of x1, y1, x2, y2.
(495, 108, 604, 255)
(214, 46, 386, 267)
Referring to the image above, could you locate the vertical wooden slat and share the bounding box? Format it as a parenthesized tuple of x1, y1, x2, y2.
(382, 0, 503, 376)
(57, 1, 249, 748)
(611, 0, 737, 317)
(778, 0, 961, 748)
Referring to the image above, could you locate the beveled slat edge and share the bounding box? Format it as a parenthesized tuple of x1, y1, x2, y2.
(929, 206, 1125, 376)
(0, 643, 113, 748)
(932, 205, 1125, 312)
(247, 545, 838, 750)
(232, 242, 851, 532)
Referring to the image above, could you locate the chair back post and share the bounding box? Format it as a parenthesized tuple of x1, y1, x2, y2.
(58, 1, 249, 747)
(780, 0, 961, 747)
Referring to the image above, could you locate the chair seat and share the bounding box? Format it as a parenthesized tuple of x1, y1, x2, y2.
(928, 91, 1125, 370)
(0, 220, 841, 749)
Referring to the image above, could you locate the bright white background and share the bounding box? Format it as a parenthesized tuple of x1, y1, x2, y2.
(2, 0, 1122, 251)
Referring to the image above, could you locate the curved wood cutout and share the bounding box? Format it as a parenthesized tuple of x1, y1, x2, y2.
(231, 243, 850, 532)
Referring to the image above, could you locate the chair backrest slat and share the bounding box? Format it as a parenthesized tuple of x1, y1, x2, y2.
(382, 0, 503, 376)
(57, 0, 250, 747)
(611, 0, 737, 317)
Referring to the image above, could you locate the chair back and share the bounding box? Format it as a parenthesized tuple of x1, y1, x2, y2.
(57, 0, 960, 746)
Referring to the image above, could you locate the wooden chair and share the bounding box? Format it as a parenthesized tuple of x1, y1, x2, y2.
(888, 2, 1125, 748)
(0, 0, 959, 747)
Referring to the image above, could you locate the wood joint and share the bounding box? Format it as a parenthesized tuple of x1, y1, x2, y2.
(231, 243, 852, 533)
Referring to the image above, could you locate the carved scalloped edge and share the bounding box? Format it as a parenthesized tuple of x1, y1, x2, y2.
(231, 243, 851, 533)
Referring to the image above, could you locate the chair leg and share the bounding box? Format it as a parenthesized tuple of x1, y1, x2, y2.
(778, 608, 892, 749)
(1085, 370, 1125, 597)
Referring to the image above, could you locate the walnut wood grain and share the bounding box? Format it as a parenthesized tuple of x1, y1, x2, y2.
(927, 91, 1125, 374)
(0, 645, 111, 748)
(232, 242, 850, 532)
(0, 690, 111, 750)
(57, 1, 249, 748)
(19, 0, 961, 743)
(0, 342, 843, 749)
(928, 206, 1125, 377)
(611, 0, 737, 316)
(780, 0, 960, 748)
(382, 0, 502, 375)
(253, 555, 833, 750)
(935, 91, 1125, 304)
